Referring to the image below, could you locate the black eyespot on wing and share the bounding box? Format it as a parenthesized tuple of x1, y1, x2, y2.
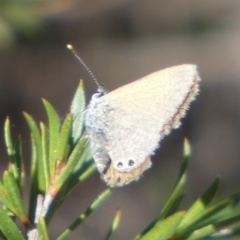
(128, 159, 134, 166)
(117, 162, 123, 168)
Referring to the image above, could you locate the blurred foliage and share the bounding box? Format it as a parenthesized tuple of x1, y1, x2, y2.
(0, 0, 76, 48)
(0, 0, 45, 48)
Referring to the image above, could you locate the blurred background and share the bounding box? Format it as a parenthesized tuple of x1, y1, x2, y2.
(1, 0, 240, 239)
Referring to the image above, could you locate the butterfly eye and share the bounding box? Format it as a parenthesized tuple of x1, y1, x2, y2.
(128, 159, 135, 166)
(117, 162, 123, 168)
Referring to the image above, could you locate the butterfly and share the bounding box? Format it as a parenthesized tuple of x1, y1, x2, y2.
(84, 64, 200, 187)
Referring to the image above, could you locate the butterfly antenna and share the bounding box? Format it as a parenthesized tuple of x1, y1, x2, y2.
(67, 44, 103, 90)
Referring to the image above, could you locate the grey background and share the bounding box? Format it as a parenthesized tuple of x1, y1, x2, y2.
(0, 0, 240, 239)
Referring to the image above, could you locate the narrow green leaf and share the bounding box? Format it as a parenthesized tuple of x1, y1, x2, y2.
(42, 99, 60, 178)
(28, 133, 38, 223)
(176, 138, 191, 182)
(0, 180, 15, 213)
(187, 213, 240, 239)
(70, 80, 86, 144)
(73, 142, 92, 173)
(191, 193, 240, 230)
(105, 209, 121, 240)
(37, 217, 50, 240)
(66, 142, 93, 191)
(186, 224, 216, 240)
(4, 117, 19, 183)
(0, 206, 25, 240)
(67, 163, 96, 194)
(44, 137, 89, 222)
(77, 164, 96, 182)
(214, 208, 240, 228)
(3, 171, 29, 226)
(56, 114, 73, 163)
(160, 138, 191, 219)
(178, 177, 220, 229)
(54, 137, 89, 191)
(15, 136, 24, 189)
(209, 225, 240, 238)
(23, 112, 45, 193)
(139, 211, 185, 240)
(56, 164, 96, 212)
(176, 199, 230, 239)
(57, 188, 112, 240)
(189, 194, 240, 239)
(40, 122, 50, 190)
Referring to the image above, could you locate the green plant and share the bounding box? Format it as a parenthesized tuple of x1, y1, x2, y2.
(0, 80, 240, 239)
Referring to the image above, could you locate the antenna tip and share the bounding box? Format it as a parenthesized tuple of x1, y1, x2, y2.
(67, 44, 73, 50)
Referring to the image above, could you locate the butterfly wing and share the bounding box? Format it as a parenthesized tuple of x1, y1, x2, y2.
(102, 64, 200, 168)
(85, 64, 200, 187)
(105, 65, 199, 130)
